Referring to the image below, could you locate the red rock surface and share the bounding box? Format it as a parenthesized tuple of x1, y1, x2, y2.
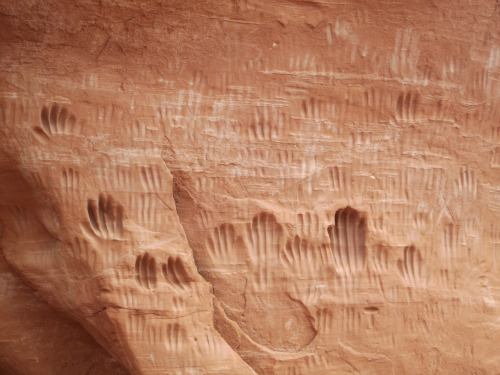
(1, 1, 500, 374)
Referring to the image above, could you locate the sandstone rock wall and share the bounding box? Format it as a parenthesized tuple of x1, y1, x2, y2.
(1, 0, 500, 374)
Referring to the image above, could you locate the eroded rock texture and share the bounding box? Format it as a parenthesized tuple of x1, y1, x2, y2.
(1, 0, 500, 374)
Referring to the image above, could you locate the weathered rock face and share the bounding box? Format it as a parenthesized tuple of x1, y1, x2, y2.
(1, 0, 500, 374)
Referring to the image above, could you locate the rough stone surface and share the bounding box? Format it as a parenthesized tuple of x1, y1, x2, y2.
(1, 1, 500, 374)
